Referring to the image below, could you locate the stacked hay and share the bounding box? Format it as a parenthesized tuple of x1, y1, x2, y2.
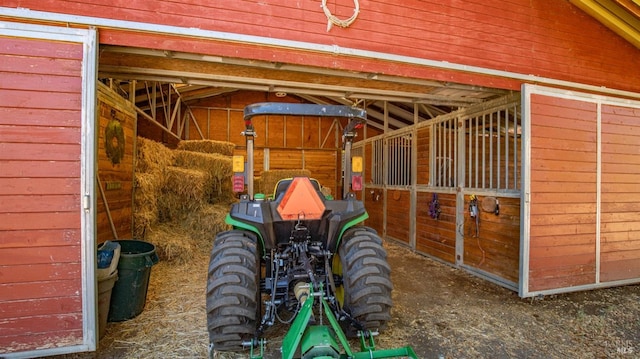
(133, 137, 235, 263)
(183, 204, 231, 243)
(177, 139, 235, 156)
(133, 137, 175, 239)
(157, 166, 208, 221)
(136, 136, 175, 173)
(173, 150, 233, 203)
(132, 173, 163, 238)
(144, 223, 194, 264)
(260, 169, 312, 196)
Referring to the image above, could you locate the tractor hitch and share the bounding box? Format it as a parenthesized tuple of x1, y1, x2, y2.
(249, 284, 418, 359)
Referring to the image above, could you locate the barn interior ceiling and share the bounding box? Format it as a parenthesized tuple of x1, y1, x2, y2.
(98, 45, 510, 133)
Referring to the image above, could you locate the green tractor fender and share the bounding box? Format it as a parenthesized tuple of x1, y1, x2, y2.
(224, 213, 266, 255)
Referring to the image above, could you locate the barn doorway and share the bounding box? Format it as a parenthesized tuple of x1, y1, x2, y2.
(95, 44, 522, 282)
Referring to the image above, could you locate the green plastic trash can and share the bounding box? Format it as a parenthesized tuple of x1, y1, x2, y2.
(108, 240, 159, 321)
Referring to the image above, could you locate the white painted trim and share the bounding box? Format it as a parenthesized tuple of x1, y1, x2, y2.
(518, 84, 640, 298)
(0, 19, 91, 40)
(595, 102, 602, 284)
(519, 85, 533, 297)
(0, 21, 97, 358)
(81, 26, 99, 353)
(1, 6, 640, 100)
(525, 277, 640, 298)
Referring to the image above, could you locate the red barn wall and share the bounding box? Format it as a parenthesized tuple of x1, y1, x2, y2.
(2, 1, 639, 95)
(524, 87, 640, 296)
(0, 36, 85, 353)
(600, 105, 640, 282)
(528, 94, 598, 292)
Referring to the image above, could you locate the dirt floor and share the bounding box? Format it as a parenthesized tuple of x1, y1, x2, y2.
(56, 240, 639, 359)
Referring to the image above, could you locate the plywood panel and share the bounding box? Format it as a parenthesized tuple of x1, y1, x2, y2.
(285, 116, 303, 148)
(207, 109, 230, 141)
(269, 148, 303, 170)
(303, 150, 338, 197)
(303, 117, 321, 148)
(267, 115, 286, 147)
(527, 94, 597, 292)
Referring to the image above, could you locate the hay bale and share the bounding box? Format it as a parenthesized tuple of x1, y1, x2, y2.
(261, 169, 312, 196)
(183, 204, 232, 245)
(132, 172, 163, 238)
(173, 150, 233, 203)
(145, 223, 196, 264)
(158, 166, 208, 221)
(136, 136, 174, 173)
(177, 140, 235, 156)
(254, 176, 262, 195)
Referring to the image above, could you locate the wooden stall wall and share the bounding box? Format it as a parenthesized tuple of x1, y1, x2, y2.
(363, 189, 384, 235)
(97, 83, 136, 242)
(416, 192, 456, 264)
(600, 105, 640, 282)
(528, 94, 598, 292)
(0, 36, 85, 353)
(183, 91, 343, 195)
(416, 127, 430, 185)
(385, 189, 411, 245)
(463, 195, 520, 284)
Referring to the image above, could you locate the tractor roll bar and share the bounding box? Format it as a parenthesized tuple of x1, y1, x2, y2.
(242, 103, 367, 199)
(243, 103, 367, 121)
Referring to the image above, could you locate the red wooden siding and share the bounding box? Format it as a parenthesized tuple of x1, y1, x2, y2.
(528, 94, 598, 292)
(0, 36, 84, 353)
(600, 105, 640, 282)
(7, 0, 636, 93)
(416, 192, 456, 264)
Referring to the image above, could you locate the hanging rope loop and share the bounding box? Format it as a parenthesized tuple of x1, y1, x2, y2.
(321, 0, 360, 31)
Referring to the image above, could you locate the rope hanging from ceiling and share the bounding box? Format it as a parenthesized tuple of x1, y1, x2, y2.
(321, 0, 359, 31)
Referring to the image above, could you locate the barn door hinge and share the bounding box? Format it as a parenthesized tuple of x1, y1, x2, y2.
(83, 195, 91, 211)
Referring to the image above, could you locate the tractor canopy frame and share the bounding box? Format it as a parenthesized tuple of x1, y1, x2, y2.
(242, 102, 367, 199)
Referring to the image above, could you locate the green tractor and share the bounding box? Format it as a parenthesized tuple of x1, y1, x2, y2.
(206, 103, 417, 358)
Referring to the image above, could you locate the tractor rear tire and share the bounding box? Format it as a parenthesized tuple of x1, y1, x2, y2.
(338, 227, 392, 335)
(206, 230, 260, 351)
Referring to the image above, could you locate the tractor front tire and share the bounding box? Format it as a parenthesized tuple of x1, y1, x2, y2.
(206, 230, 260, 351)
(338, 227, 393, 335)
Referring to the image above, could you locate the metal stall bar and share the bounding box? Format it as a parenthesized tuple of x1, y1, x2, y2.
(504, 108, 509, 189)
